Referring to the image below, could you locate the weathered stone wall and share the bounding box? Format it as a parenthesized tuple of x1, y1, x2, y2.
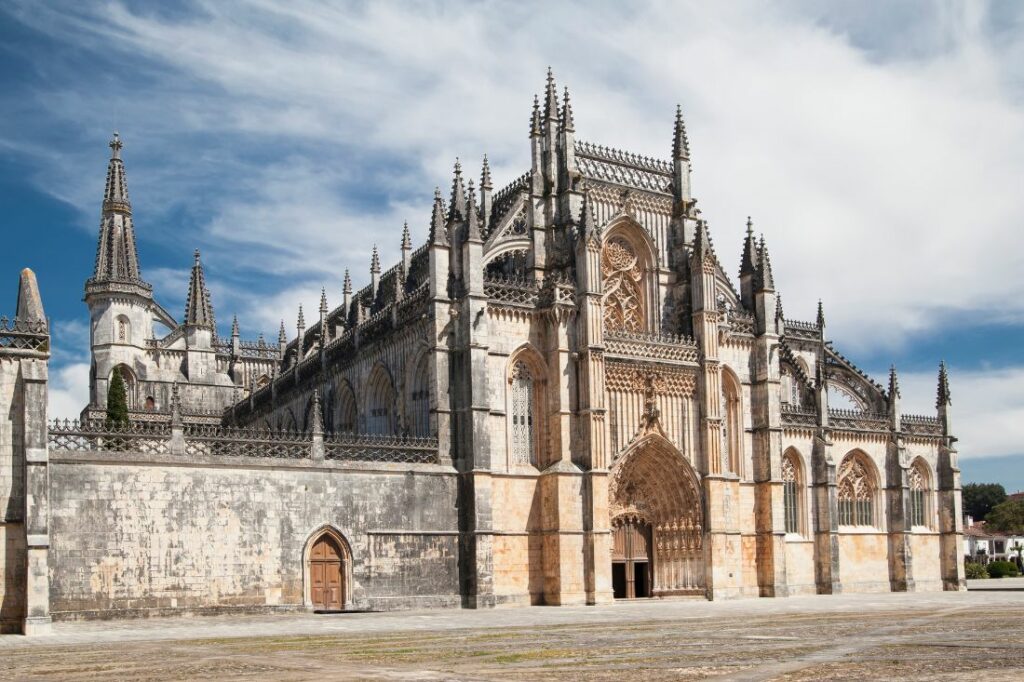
(48, 451, 460, 619)
(0, 357, 26, 632)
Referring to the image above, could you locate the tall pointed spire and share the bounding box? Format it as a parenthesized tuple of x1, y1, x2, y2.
(672, 105, 690, 160)
(449, 158, 466, 221)
(888, 365, 901, 400)
(560, 86, 575, 132)
(740, 216, 759, 276)
(92, 132, 146, 286)
(754, 235, 775, 292)
(936, 361, 951, 408)
(429, 187, 448, 246)
(543, 67, 558, 122)
(183, 249, 215, 329)
(465, 180, 481, 242)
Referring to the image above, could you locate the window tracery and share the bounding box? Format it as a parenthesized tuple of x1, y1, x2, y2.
(782, 453, 801, 534)
(908, 462, 929, 528)
(509, 360, 536, 466)
(602, 237, 644, 332)
(837, 454, 876, 527)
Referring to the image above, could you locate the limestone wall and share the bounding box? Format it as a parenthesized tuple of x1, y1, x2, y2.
(0, 357, 25, 632)
(47, 452, 461, 619)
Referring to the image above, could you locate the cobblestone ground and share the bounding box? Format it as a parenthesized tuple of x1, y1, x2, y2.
(4, 587, 1023, 681)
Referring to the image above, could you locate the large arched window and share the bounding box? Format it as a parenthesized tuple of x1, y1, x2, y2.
(908, 460, 931, 529)
(602, 235, 646, 333)
(408, 354, 431, 437)
(782, 449, 804, 535)
(335, 380, 357, 434)
(365, 365, 396, 436)
(509, 360, 536, 466)
(721, 369, 743, 476)
(837, 452, 879, 527)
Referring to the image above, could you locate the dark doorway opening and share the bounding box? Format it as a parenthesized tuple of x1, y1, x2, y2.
(611, 517, 653, 599)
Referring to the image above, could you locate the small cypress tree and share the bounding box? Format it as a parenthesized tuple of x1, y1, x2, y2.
(106, 369, 130, 427)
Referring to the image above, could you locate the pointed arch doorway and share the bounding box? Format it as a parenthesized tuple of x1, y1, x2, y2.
(306, 531, 349, 611)
(609, 434, 705, 597)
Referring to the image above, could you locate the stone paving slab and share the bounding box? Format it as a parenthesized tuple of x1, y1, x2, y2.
(3, 591, 1023, 680)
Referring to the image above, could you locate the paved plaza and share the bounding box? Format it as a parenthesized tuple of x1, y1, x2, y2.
(4, 582, 1023, 680)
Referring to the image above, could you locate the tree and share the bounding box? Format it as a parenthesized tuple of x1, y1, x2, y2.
(962, 483, 1007, 521)
(985, 500, 1024, 535)
(106, 369, 130, 427)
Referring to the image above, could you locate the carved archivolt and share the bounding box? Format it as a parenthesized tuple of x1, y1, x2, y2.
(609, 434, 702, 532)
(602, 237, 644, 332)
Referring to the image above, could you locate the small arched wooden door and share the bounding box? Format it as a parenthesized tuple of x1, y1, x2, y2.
(309, 535, 344, 610)
(611, 517, 652, 599)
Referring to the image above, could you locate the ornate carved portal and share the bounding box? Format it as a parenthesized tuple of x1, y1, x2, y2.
(602, 237, 644, 332)
(609, 434, 705, 596)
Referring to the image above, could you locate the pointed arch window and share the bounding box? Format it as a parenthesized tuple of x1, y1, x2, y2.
(510, 360, 536, 466)
(409, 356, 431, 437)
(782, 451, 803, 535)
(837, 453, 878, 527)
(908, 461, 931, 529)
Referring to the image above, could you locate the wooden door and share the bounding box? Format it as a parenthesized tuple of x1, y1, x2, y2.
(611, 519, 652, 599)
(310, 535, 344, 610)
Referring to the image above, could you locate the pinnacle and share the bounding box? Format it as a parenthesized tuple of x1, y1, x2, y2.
(343, 269, 352, 294)
(430, 187, 448, 246)
(561, 86, 575, 132)
(319, 287, 328, 313)
(370, 245, 381, 273)
(449, 159, 466, 221)
(109, 131, 123, 159)
(184, 248, 215, 329)
(740, 217, 759, 277)
(673, 105, 690, 160)
(544, 67, 558, 122)
(888, 365, 900, 399)
(231, 314, 240, 337)
(297, 304, 305, 329)
(401, 220, 411, 250)
(481, 154, 492, 190)
(278, 319, 287, 342)
(755, 234, 775, 292)
(466, 180, 481, 241)
(937, 361, 951, 407)
(775, 293, 784, 321)
(816, 299, 826, 329)
(530, 95, 541, 137)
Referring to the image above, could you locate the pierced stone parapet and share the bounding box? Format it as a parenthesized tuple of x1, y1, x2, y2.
(828, 408, 889, 432)
(324, 433, 439, 464)
(605, 329, 699, 364)
(0, 316, 49, 353)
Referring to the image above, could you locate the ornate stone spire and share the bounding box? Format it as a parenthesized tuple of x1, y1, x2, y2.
(543, 67, 558, 122)
(278, 319, 287, 344)
(888, 365, 901, 400)
(297, 304, 305, 330)
(92, 132, 147, 287)
(318, 287, 327, 314)
(936, 361, 951, 408)
(816, 299, 826, 329)
(465, 180, 482, 242)
(775, 292, 784, 323)
(231, 314, 240, 338)
(370, 244, 381, 297)
(692, 220, 714, 262)
(429, 187, 448, 246)
(754, 235, 775, 292)
(672, 105, 690, 160)
(560, 87, 575, 132)
(530, 95, 542, 137)
(400, 221, 412, 251)
(342, 268, 353, 318)
(183, 249, 215, 329)
(449, 159, 466, 222)
(740, 216, 759, 277)
(480, 154, 492, 190)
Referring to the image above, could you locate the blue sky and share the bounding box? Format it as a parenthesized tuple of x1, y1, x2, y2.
(1, 1, 1021, 490)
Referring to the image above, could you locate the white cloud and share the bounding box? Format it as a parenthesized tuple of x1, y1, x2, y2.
(899, 364, 1024, 460)
(48, 361, 90, 420)
(3, 1, 1023, 422)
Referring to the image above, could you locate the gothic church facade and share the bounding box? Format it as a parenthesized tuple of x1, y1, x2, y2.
(0, 72, 964, 632)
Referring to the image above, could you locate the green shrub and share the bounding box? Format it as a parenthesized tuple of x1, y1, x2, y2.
(987, 560, 1020, 579)
(965, 562, 989, 579)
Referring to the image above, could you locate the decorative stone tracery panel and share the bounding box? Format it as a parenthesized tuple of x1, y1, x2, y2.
(602, 238, 645, 332)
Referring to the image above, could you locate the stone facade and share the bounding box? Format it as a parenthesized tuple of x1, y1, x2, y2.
(0, 71, 965, 633)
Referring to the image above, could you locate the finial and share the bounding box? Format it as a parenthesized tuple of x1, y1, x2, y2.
(109, 131, 123, 159)
(531, 94, 542, 136)
(319, 287, 328, 313)
(401, 220, 411, 250)
(561, 86, 575, 132)
(342, 269, 352, 294)
(370, 244, 381, 273)
(481, 154, 492, 190)
(278, 319, 287, 343)
(193, 248, 201, 265)
(746, 216, 754, 236)
(231, 314, 240, 337)
(816, 299, 826, 329)
(297, 304, 305, 329)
